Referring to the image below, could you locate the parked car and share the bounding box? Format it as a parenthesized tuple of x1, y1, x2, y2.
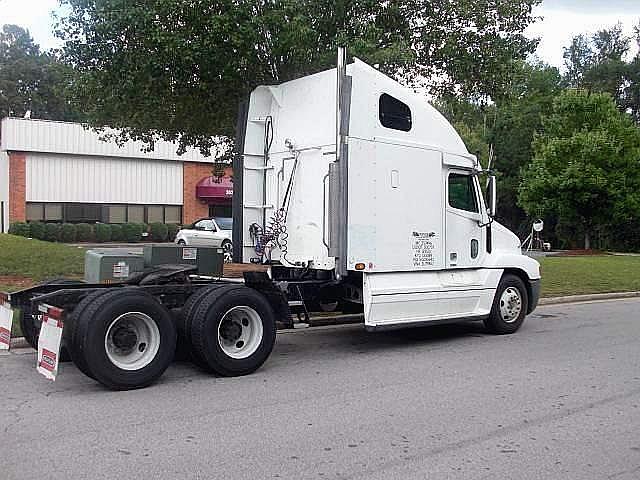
(175, 217, 233, 262)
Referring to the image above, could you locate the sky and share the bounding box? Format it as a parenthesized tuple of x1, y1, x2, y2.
(1, 0, 639, 69)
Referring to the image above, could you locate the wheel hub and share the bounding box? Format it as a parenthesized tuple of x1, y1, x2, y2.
(112, 326, 137, 351)
(105, 312, 160, 370)
(220, 319, 242, 341)
(499, 287, 522, 323)
(217, 306, 264, 360)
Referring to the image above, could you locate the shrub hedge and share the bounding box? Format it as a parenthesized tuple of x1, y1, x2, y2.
(76, 223, 94, 242)
(44, 223, 61, 242)
(29, 222, 46, 240)
(167, 223, 180, 241)
(59, 223, 78, 243)
(95, 223, 112, 242)
(149, 222, 169, 242)
(7, 222, 181, 244)
(110, 224, 124, 242)
(8, 222, 30, 237)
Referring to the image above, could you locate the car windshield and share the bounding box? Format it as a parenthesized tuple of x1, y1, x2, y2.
(214, 217, 233, 230)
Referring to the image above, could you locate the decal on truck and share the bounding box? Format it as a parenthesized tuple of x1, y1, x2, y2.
(411, 231, 437, 267)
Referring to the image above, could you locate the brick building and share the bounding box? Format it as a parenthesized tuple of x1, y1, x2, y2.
(0, 118, 232, 232)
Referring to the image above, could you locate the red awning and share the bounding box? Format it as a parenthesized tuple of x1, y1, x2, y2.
(196, 175, 233, 201)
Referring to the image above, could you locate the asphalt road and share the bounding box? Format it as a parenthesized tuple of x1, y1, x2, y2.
(2, 299, 640, 480)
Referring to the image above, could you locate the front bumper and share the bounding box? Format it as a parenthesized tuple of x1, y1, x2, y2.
(528, 279, 541, 314)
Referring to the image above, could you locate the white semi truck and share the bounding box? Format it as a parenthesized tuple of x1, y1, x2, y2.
(1, 50, 540, 390)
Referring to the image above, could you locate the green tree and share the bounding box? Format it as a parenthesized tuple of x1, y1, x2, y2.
(490, 61, 562, 233)
(57, 0, 540, 154)
(563, 22, 640, 123)
(518, 90, 640, 250)
(0, 24, 82, 121)
(436, 61, 562, 236)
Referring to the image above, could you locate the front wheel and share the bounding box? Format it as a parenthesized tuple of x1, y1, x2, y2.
(484, 274, 529, 335)
(177, 239, 187, 246)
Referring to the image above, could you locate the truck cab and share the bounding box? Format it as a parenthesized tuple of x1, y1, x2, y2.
(234, 52, 540, 332)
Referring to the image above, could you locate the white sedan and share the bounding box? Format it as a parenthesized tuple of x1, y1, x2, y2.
(175, 217, 233, 262)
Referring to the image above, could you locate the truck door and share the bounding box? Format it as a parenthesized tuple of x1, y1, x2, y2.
(445, 170, 485, 269)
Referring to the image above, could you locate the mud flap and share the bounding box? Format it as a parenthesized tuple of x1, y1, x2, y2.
(36, 304, 64, 381)
(0, 301, 13, 350)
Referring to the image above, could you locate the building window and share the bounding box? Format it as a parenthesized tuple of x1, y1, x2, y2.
(147, 205, 164, 223)
(25, 202, 182, 224)
(44, 204, 63, 221)
(103, 205, 127, 224)
(448, 173, 478, 213)
(26, 203, 44, 221)
(379, 93, 412, 132)
(164, 206, 181, 224)
(65, 204, 101, 223)
(127, 205, 145, 223)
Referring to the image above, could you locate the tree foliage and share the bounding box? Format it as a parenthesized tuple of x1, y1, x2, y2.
(435, 61, 562, 235)
(0, 24, 82, 121)
(490, 61, 561, 233)
(57, 0, 541, 155)
(518, 90, 640, 249)
(563, 22, 640, 123)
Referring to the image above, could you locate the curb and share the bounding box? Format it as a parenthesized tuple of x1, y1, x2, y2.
(539, 291, 640, 306)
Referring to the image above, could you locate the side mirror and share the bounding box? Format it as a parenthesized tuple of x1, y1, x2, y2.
(487, 175, 497, 218)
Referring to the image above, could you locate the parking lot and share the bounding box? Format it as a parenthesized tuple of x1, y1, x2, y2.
(2, 299, 640, 480)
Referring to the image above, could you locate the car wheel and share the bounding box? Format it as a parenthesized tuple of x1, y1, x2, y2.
(177, 239, 187, 246)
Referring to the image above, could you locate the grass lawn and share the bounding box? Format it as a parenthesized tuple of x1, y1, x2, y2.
(0, 234, 85, 292)
(0, 234, 85, 338)
(539, 255, 640, 297)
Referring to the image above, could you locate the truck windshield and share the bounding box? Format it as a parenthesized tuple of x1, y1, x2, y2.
(214, 217, 233, 230)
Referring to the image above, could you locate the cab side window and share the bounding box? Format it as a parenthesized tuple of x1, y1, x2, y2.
(448, 173, 478, 213)
(379, 94, 412, 132)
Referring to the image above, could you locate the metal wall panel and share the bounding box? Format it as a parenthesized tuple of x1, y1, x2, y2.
(0, 152, 8, 232)
(1, 118, 217, 163)
(26, 153, 183, 204)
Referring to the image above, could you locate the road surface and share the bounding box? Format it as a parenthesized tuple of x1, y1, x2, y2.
(2, 299, 640, 479)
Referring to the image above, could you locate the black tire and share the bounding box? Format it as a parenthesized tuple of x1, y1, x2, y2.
(19, 279, 84, 362)
(190, 285, 276, 377)
(484, 274, 529, 335)
(66, 289, 113, 379)
(175, 285, 227, 363)
(72, 288, 176, 390)
(177, 240, 186, 245)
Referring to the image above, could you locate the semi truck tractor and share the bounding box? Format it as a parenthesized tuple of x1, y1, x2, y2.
(1, 49, 540, 390)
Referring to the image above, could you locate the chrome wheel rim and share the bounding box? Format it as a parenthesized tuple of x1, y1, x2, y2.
(499, 287, 522, 323)
(105, 312, 160, 370)
(218, 306, 263, 359)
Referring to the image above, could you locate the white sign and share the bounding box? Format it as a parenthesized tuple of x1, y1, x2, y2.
(112, 261, 130, 279)
(182, 248, 197, 260)
(36, 309, 64, 381)
(0, 303, 13, 350)
(411, 231, 437, 267)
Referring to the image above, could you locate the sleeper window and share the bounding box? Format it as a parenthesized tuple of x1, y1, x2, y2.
(379, 94, 412, 132)
(448, 173, 478, 213)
